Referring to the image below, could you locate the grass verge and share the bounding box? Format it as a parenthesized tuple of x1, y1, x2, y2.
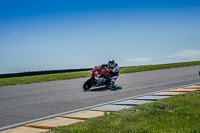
(0, 61, 200, 87)
(45, 91, 200, 133)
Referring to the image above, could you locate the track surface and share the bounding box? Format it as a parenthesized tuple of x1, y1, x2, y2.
(0, 66, 200, 128)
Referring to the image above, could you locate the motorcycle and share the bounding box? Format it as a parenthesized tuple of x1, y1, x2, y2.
(83, 65, 112, 91)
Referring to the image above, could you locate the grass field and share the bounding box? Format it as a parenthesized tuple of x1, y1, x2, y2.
(0, 61, 200, 87)
(46, 91, 200, 133)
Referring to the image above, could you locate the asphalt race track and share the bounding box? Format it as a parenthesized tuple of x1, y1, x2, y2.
(0, 65, 200, 128)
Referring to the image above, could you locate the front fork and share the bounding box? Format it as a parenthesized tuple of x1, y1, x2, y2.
(90, 76, 97, 87)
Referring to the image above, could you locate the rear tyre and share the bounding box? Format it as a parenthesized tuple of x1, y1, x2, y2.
(83, 79, 92, 91)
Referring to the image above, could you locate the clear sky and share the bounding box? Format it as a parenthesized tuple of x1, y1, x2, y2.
(0, 0, 200, 74)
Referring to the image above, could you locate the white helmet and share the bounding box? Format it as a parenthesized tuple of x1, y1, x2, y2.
(108, 59, 115, 69)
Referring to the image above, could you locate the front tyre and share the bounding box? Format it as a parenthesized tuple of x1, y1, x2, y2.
(83, 79, 92, 91)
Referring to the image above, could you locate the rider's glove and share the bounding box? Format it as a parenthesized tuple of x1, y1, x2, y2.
(102, 64, 108, 67)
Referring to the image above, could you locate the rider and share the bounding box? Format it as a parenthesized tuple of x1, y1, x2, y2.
(103, 59, 120, 86)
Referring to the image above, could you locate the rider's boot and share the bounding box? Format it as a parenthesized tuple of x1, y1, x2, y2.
(110, 81, 115, 86)
(110, 77, 117, 86)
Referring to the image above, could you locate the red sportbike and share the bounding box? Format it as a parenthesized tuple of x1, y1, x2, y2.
(83, 65, 112, 91)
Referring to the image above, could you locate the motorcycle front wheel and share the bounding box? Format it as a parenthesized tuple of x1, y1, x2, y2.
(83, 79, 92, 91)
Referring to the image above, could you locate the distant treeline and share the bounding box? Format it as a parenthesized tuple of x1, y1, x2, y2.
(0, 68, 92, 79)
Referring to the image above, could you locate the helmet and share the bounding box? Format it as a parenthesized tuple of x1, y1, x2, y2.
(108, 60, 115, 69)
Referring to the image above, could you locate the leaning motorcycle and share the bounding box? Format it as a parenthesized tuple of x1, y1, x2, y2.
(83, 65, 111, 91)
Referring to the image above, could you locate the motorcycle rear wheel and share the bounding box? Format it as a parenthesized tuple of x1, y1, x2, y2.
(83, 79, 92, 91)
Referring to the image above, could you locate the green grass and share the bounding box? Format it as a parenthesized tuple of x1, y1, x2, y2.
(0, 71, 91, 87)
(120, 61, 200, 74)
(0, 61, 200, 87)
(46, 91, 200, 133)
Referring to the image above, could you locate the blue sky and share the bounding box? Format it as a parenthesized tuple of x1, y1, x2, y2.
(0, 0, 200, 74)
